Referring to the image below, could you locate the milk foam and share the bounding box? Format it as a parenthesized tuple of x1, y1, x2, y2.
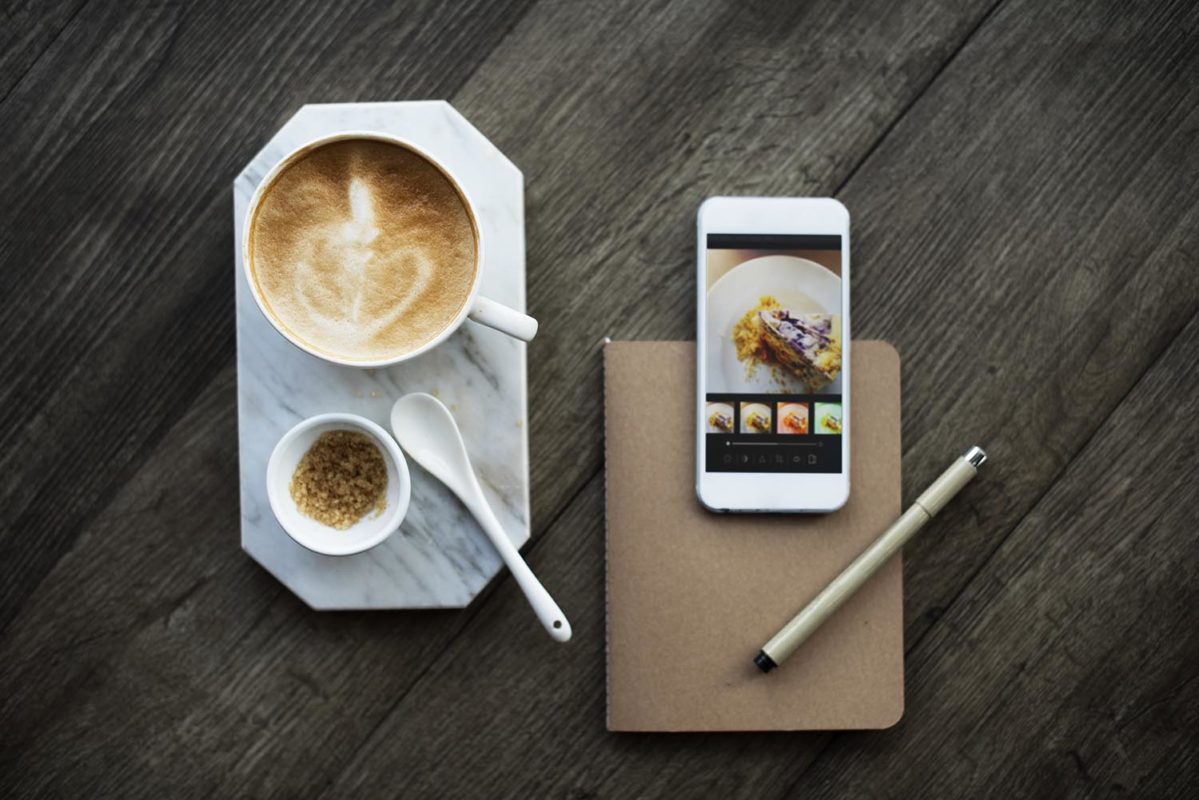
(249, 140, 477, 361)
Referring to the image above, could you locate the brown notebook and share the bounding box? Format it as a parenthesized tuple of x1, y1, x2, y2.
(604, 340, 903, 732)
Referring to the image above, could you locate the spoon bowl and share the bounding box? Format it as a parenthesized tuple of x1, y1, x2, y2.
(390, 395, 478, 500)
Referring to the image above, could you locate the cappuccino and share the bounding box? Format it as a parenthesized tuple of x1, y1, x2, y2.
(249, 139, 478, 362)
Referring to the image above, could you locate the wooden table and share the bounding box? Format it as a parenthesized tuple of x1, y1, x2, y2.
(2, 1, 1197, 796)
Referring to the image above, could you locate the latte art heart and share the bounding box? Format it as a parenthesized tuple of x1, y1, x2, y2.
(249, 139, 478, 362)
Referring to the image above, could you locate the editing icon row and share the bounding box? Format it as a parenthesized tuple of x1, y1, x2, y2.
(721, 453, 819, 466)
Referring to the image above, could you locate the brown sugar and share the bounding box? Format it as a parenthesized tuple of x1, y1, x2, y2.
(290, 430, 388, 529)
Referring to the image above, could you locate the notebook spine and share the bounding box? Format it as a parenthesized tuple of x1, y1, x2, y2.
(601, 339, 613, 731)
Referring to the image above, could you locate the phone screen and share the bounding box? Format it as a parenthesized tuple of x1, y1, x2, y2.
(702, 234, 844, 474)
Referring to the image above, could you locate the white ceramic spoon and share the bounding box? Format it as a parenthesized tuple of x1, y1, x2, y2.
(391, 393, 571, 642)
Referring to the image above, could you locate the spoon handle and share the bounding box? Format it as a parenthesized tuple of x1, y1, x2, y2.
(466, 493, 572, 643)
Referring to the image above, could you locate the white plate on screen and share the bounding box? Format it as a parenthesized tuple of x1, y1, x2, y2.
(704, 402, 735, 433)
(705, 255, 842, 394)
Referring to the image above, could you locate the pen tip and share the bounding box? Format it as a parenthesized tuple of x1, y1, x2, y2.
(754, 651, 777, 673)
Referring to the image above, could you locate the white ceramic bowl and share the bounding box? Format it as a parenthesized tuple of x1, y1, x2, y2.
(266, 413, 411, 556)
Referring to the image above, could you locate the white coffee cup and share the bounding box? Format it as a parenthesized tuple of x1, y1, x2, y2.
(242, 131, 536, 367)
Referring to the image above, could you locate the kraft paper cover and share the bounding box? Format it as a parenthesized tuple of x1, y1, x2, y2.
(605, 340, 903, 731)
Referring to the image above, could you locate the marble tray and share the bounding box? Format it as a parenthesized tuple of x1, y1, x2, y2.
(234, 102, 529, 609)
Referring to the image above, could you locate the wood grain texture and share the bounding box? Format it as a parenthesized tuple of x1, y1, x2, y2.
(318, 446, 825, 799)
(284, 0, 1199, 796)
(451, 0, 1000, 528)
(788, 313, 1199, 799)
(0, 0, 536, 634)
(838, 0, 1199, 648)
(1, 0, 1198, 796)
(0, 2, 1002, 795)
(0, 369, 492, 797)
(0, 0, 85, 101)
(0, 1, 539, 793)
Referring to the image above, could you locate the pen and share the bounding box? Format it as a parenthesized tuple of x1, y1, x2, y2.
(755, 446, 988, 673)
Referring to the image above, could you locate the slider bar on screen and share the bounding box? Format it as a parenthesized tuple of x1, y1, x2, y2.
(728, 441, 822, 447)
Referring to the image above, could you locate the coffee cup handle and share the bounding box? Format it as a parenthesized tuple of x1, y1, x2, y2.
(468, 296, 538, 342)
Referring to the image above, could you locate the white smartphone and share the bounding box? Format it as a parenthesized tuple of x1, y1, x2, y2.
(696, 197, 850, 513)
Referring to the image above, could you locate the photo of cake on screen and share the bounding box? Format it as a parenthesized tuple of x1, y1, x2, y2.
(739, 403, 772, 434)
(814, 402, 843, 435)
(704, 237, 842, 396)
(777, 402, 810, 435)
(705, 402, 735, 434)
(703, 234, 843, 474)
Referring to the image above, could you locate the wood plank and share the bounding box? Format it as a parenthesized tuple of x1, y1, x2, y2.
(2, 0, 1196, 798)
(786, 313, 1199, 798)
(450, 0, 999, 530)
(323, 472, 838, 799)
(307, 0, 1199, 796)
(0, 0, 999, 794)
(0, 368, 493, 797)
(0, 0, 85, 101)
(0, 0, 537, 633)
(838, 0, 1199, 646)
